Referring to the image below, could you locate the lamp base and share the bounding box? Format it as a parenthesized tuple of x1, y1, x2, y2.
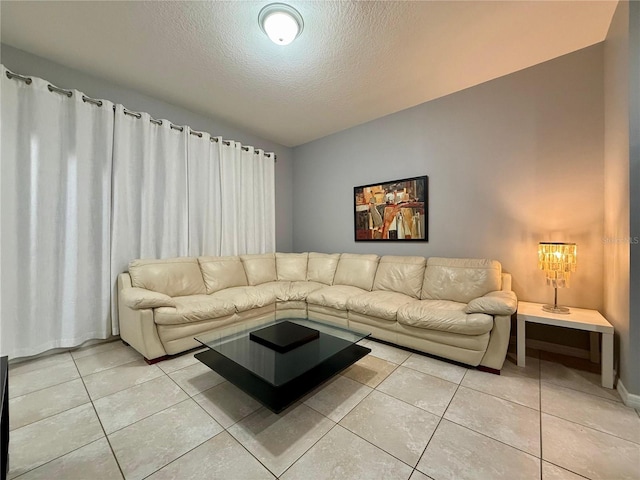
(542, 304, 570, 314)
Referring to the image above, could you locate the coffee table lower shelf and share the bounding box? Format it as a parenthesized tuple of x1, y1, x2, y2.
(195, 344, 370, 414)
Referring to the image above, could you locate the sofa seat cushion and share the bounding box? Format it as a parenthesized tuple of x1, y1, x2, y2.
(253, 281, 291, 301)
(252, 281, 325, 302)
(210, 286, 278, 312)
(306, 285, 368, 310)
(154, 295, 235, 325)
(346, 291, 416, 321)
(397, 300, 493, 335)
(287, 281, 325, 301)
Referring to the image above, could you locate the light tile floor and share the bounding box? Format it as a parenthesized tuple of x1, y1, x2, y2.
(7, 339, 640, 480)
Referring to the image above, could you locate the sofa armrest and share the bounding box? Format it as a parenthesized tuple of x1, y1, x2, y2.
(120, 287, 176, 310)
(480, 314, 512, 370)
(465, 290, 517, 316)
(118, 273, 167, 361)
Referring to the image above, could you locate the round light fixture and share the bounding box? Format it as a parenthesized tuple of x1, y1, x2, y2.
(258, 3, 304, 46)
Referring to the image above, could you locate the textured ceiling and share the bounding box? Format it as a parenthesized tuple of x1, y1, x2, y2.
(1, 1, 616, 147)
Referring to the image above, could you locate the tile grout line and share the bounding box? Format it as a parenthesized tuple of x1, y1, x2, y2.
(7, 366, 81, 401)
(223, 407, 281, 479)
(538, 359, 640, 445)
(107, 396, 202, 476)
(265, 371, 434, 480)
(84, 354, 198, 436)
(275, 420, 341, 479)
(82, 347, 251, 478)
(456, 381, 540, 411)
(84, 368, 166, 402)
(224, 401, 335, 479)
(372, 377, 457, 419)
(94, 387, 192, 437)
(143, 345, 313, 477)
(73, 348, 127, 480)
(438, 416, 542, 463)
(79, 344, 194, 477)
(329, 387, 430, 472)
(138, 419, 225, 479)
(540, 411, 640, 446)
(7, 348, 124, 479)
(330, 421, 420, 473)
(538, 355, 622, 403)
(7, 378, 91, 432)
(411, 368, 466, 478)
(104, 350, 257, 478)
(540, 378, 624, 404)
(436, 364, 545, 462)
(10, 438, 109, 480)
(543, 460, 592, 479)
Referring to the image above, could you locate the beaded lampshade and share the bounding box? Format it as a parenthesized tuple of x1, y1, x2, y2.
(538, 242, 577, 313)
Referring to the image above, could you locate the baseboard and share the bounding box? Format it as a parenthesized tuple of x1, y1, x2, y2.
(617, 378, 640, 409)
(509, 336, 591, 360)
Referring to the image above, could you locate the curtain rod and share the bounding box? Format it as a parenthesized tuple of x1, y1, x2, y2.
(5, 69, 276, 160)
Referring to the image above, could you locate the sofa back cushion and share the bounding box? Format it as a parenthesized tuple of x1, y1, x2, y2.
(240, 253, 277, 285)
(421, 257, 502, 303)
(276, 253, 308, 281)
(333, 253, 380, 291)
(198, 256, 248, 294)
(129, 257, 206, 297)
(373, 255, 426, 298)
(306, 253, 340, 285)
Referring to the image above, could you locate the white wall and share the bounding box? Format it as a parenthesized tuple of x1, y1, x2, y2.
(293, 45, 605, 321)
(0, 44, 294, 252)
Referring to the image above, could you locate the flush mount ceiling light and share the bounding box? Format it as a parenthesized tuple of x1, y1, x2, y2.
(258, 3, 304, 46)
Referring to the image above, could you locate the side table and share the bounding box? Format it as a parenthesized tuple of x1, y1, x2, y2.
(517, 301, 614, 389)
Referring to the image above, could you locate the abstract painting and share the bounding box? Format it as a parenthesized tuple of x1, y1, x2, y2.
(354, 175, 428, 241)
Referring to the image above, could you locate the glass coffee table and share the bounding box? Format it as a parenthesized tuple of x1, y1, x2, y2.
(194, 318, 371, 413)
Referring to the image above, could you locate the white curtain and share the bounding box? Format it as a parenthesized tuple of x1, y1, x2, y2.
(1, 66, 276, 352)
(1, 66, 114, 358)
(187, 132, 222, 256)
(219, 141, 275, 255)
(110, 105, 189, 334)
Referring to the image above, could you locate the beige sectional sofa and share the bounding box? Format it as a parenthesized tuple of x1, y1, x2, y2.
(118, 253, 517, 371)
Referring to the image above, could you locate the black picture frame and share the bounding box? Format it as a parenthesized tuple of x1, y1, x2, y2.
(354, 175, 428, 242)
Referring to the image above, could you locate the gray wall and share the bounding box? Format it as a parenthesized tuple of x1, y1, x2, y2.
(603, 0, 640, 396)
(603, 1, 632, 395)
(293, 45, 605, 322)
(628, 0, 640, 395)
(0, 44, 294, 252)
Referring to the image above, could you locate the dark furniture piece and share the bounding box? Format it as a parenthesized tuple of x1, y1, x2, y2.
(249, 321, 319, 352)
(195, 318, 370, 413)
(1, 356, 8, 480)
